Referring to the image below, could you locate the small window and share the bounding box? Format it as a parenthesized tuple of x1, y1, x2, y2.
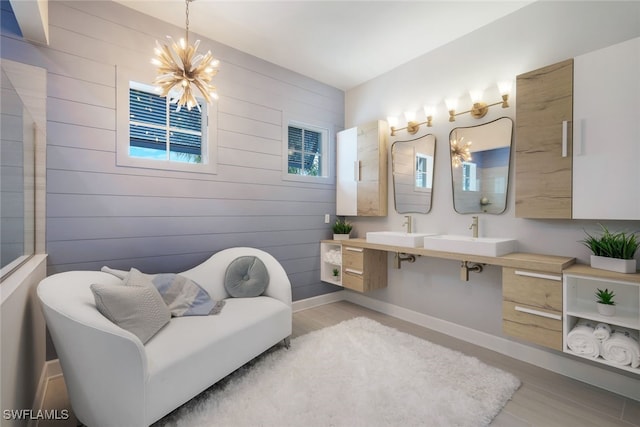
(462, 162, 478, 191)
(286, 122, 328, 178)
(415, 153, 433, 190)
(129, 84, 204, 164)
(116, 70, 217, 174)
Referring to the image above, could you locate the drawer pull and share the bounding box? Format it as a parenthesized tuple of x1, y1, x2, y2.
(345, 268, 363, 275)
(514, 270, 561, 281)
(515, 305, 561, 321)
(344, 247, 364, 253)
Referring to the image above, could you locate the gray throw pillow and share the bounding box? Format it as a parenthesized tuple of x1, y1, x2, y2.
(224, 256, 270, 298)
(90, 283, 170, 344)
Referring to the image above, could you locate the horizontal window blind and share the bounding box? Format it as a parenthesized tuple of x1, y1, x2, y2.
(129, 88, 202, 155)
(288, 125, 320, 171)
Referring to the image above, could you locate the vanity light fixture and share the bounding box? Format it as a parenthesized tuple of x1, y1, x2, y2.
(447, 81, 511, 122)
(151, 0, 220, 112)
(388, 105, 434, 136)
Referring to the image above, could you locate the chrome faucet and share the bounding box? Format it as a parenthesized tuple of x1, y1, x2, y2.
(469, 216, 479, 238)
(403, 215, 412, 233)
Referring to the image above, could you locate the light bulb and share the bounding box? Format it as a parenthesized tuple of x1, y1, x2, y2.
(469, 90, 484, 104)
(404, 110, 416, 123)
(423, 105, 435, 117)
(445, 98, 458, 111)
(497, 80, 512, 96)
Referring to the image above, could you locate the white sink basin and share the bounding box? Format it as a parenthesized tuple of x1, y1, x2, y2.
(423, 235, 517, 257)
(366, 231, 434, 248)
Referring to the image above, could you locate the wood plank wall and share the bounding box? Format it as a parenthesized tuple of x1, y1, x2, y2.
(1, 0, 345, 300)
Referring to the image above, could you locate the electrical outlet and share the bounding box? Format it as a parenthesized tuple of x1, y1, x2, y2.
(324, 214, 330, 224)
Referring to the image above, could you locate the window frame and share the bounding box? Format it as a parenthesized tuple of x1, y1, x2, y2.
(414, 152, 433, 192)
(116, 66, 217, 174)
(282, 115, 333, 184)
(462, 161, 478, 192)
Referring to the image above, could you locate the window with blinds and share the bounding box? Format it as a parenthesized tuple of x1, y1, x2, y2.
(129, 87, 205, 163)
(287, 125, 323, 176)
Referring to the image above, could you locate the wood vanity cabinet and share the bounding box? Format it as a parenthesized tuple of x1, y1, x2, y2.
(336, 120, 388, 217)
(502, 267, 563, 350)
(515, 59, 573, 219)
(341, 244, 387, 292)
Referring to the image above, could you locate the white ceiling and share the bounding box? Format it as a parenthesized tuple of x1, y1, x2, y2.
(115, 1, 533, 91)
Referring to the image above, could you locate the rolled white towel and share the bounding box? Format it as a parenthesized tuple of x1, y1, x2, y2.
(601, 327, 640, 368)
(567, 319, 600, 358)
(593, 323, 612, 341)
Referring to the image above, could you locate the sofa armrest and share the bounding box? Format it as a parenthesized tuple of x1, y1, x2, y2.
(38, 272, 150, 427)
(181, 247, 292, 306)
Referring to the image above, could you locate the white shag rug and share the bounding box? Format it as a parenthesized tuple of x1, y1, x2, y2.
(157, 317, 520, 427)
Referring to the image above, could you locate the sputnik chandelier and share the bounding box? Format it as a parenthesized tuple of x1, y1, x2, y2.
(151, 0, 219, 111)
(450, 133, 472, 168)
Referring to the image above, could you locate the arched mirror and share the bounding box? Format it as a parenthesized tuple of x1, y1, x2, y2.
(450, 117, 513, 214)
(391, 134, 436, 214)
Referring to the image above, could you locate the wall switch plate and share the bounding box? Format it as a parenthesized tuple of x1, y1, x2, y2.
(324, 214, 330, 223)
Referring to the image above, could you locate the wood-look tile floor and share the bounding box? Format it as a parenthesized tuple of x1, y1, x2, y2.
(40, 301, 639, 427)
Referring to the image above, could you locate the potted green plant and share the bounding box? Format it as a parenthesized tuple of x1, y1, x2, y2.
(581, 224, 638, 273)
(332, 267, 340, 280)
(332, 218, 353, 240)
(595, 288, 616, 316)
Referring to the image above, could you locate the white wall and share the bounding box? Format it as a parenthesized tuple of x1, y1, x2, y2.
(345, 0, 640, 382)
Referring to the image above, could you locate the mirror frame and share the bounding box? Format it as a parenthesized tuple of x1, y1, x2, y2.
(391, 133, 437, 214)
(449, 117, 513, 215)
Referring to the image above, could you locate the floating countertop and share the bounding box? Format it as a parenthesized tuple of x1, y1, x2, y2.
(323, 238, 575, 273)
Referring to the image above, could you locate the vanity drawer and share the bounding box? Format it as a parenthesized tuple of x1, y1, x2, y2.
(502, 301, 563, 350)
(342, 246, 364, 270)
(342, 269, 365, 292)
(340, 246, 387, 293)
(502, 267, 562, 312)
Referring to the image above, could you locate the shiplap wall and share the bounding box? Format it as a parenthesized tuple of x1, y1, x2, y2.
(1, 0, 345, 300)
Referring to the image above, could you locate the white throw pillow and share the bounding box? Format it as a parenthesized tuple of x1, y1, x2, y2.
(90, 283, 170, 344)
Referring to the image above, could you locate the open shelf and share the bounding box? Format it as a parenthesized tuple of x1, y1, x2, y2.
(320, 241, 343, 287)
(563, 266, 640, 375)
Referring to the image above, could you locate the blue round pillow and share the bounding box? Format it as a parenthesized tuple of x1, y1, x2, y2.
(224, 256, 270, 298)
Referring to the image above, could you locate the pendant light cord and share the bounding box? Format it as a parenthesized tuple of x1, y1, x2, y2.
(185, 0, 191, 45)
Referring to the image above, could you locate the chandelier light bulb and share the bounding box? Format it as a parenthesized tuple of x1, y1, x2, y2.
(152, 0, 220, 112)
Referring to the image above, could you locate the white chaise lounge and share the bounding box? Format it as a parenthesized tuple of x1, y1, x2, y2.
(37, 247, 292, 427)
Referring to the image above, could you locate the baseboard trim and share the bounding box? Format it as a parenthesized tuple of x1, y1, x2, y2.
(30, 360, 62, 427)
(292, 290, 346, 312)
(342, 290, 640, 401)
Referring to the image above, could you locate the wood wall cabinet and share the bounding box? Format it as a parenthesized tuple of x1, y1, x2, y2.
(341, 244, 387, 292)
(515, 38, 640, 219)
(336, 120, 388, 216)
(572, 37, 640, 219)
(502, 267, 564, 350)
(515, 59, 573, 219)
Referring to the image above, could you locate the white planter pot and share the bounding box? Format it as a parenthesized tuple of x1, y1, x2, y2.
(333, 234, 350, 240)
(596, 302, 616, 316)
(590, 255, 637, 274)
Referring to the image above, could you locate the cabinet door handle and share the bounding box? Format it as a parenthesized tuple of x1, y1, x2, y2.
(515, 305, 562, 321)
(345, 268, 363, 275)
(344, 247, 363, 252)
(514, 270, 562, 281)
(561, 120, 568, 157)
(353, 161, 361, 181)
